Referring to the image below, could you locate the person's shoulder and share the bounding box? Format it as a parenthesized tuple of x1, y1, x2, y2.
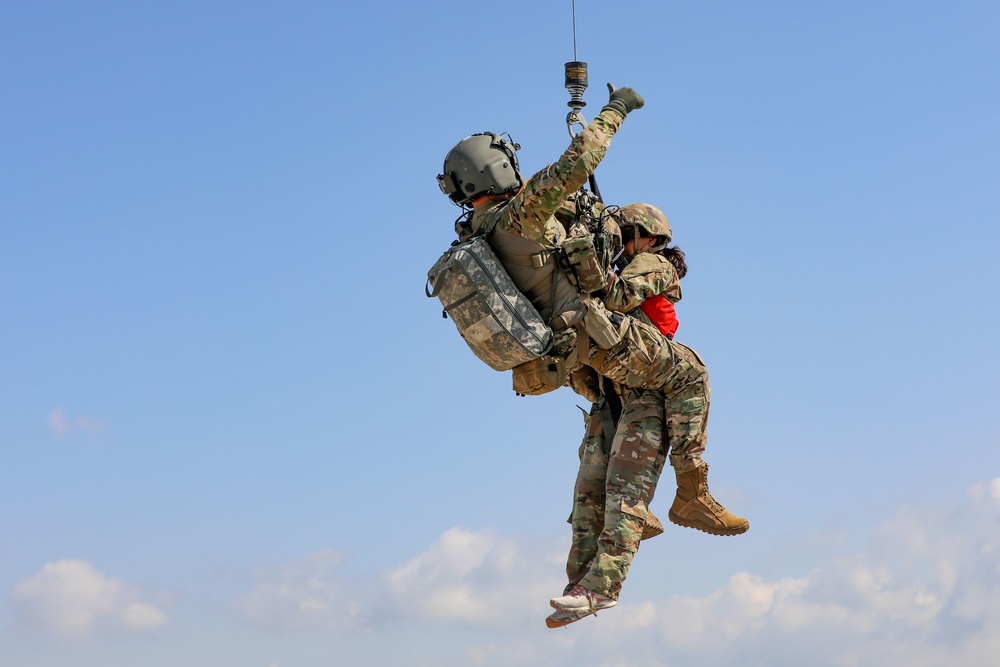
(623, 252, 672, 275)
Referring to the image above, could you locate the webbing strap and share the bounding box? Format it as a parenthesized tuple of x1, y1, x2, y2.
(598, 395, 616, 448)
(563, 317, 591, 377)
(590, 347, 607, 370)
(575, 322, 590, 369)
(496, 249, 552, 267)
(598, 378, 622, 446)
(601, 376, 623, 425)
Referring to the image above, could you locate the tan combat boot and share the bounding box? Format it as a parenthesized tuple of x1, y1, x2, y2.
(641, 511, 665, 541)
(668, 464, 749, 536)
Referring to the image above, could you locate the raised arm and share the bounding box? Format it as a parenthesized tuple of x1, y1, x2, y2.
(499, 86, 644, 246)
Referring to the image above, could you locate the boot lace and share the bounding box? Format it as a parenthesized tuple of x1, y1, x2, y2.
(703, 488, 726, 515)
(568, 585, 607, 610)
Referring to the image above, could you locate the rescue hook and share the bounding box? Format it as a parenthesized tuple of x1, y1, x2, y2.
(565, 60, 589, 136)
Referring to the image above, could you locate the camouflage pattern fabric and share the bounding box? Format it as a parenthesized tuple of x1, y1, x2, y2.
(602, 250, 705, 470)
(457, 112, 712, 438)
(426, 236, 552, 371)
(466, 109, 626, 330)
(562, 250, 709, 601)
(545, 315, 709, 472)
(567, 390, 667, 600)
(469, 108, 625, 248)
(615, 203, 672, 242)
(657, 340, 709, 473)
(604, 252, 681, 314)
(565, 403, 610, 589)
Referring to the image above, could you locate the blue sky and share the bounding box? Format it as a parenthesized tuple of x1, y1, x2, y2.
(2, 1, 999, 665)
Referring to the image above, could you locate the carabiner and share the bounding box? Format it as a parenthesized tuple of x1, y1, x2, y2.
(566, 109, 587, 138)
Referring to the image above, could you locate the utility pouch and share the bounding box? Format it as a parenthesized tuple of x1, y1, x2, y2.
(581, 297, 623, 350)
(562, 235, 607, 294)
(511, 355, 566, 396)
(567, 365, 601, 402)
(591, 318, 664, 387)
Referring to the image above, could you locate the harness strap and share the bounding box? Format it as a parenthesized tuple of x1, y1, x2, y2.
(590, 347, 607, 370)
(495, 249, 553, 268)
(575, 322, 590, 369)
(552, 309, 585, 331)
(602, 377, 623, 423)
(599, 378, 623, 445)
(597, 395, 617, 449)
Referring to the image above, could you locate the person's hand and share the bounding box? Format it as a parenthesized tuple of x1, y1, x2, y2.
(602, 83, 644, 118)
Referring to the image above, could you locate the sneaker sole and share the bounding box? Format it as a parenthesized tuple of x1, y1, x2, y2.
(545, 610, 590, 628)
(668, 511, 749, 536)
(545, 603, 617, 628)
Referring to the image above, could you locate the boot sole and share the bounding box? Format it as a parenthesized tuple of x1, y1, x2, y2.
(642, 512, 665, 541)
(668, 510, 749, 536)
(641, 524, 664, 540)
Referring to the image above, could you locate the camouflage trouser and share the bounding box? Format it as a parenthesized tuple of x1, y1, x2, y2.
(565, 389, 667, 600)
(563, 317, 711, 472)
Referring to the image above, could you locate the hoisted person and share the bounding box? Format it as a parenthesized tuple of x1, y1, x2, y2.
(547, 203, 747, 628)
(436, 84, 747, 625)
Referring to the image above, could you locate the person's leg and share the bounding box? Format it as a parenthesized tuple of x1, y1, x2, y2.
(563, 390, 666, 603)
(564, 401, 609, 590)
(585, 321, 748, 536)
(661, 341, 709, 472)
(663, 342, 748, 535)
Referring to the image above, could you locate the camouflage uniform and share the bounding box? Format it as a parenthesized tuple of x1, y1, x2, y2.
(467, 108, 623, 326)
(465, 110, 724, 599)
(566, 389, 666, 599)
(565, 250, 710, 599)
(604, 252, 708, 474)
(468, 110, 702, 410)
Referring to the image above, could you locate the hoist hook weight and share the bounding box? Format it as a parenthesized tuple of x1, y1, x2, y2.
(565, 60, 588, 137)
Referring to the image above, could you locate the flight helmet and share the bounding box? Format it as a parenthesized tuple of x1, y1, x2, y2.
(438, 132, 523, 206)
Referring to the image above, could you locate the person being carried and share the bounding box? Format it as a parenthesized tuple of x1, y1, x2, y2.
(547, 204, 747, 628)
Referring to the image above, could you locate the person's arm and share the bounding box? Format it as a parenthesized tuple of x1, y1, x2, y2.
(499, 87, 644, 246)
(603, 254, 677, 313)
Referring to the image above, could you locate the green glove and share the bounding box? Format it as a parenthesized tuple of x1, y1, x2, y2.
(601, 83, 645, 118)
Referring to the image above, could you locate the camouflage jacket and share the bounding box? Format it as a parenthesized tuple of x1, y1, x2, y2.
(604, 252, 682, 314)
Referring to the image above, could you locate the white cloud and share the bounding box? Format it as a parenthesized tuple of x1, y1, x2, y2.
(382, 527, 564, 630)
(119, 601, 169, 630)
(232, 529, 563, 635)
(560, 477, 1000, 667)
(9, 560, 168, 640)
(47, 409, 103, 437)
(233, 550, 369, 634)
(231, 478, 1000, 666)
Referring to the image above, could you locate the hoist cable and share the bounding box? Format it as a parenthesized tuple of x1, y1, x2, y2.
(572, 0, 578, 61)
